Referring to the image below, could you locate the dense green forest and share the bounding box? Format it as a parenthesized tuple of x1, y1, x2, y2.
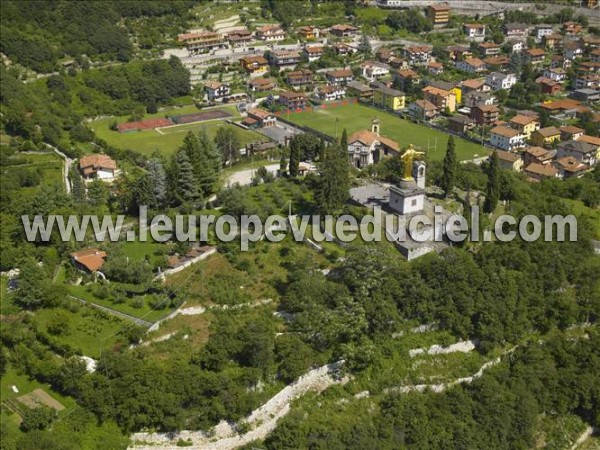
(0, 0, 195, 72)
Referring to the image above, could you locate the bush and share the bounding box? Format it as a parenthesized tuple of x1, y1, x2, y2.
(20, 406, 56, 432)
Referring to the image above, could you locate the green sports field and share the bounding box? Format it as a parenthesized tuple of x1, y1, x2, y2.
(90, 105, 269, 156)
(287, 103, 489, 162)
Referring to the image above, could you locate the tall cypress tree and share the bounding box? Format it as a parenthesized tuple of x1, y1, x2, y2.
(340, 128, 348, 152)
(484, 150, 499, 213)
(440, 135, 457, 197)
(289, 138, 300, 177)
(197, 127, 221, 196)
(147, 157, 167, 209)
(316, 139, 350, 214)
(69, 165, 86, 204)
(280, 149, 287, 176)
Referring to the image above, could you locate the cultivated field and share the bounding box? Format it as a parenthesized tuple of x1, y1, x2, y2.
(287, 103, 489, 162)
(90, 105, 269, 155)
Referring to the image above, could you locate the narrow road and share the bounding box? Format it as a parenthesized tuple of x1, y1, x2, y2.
(69, 295, 153, 327)
(42, 143, 72, 194)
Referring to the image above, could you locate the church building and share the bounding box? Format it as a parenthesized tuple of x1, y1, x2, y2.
(347, 119, 400, 168)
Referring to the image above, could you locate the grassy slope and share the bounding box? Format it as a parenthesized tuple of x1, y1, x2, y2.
(288, 103, 488, 162)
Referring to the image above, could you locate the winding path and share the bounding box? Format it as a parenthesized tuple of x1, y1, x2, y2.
(128, 344, 520, 449)
(42, 143, 72, 194)
(129, 361, 347, 450)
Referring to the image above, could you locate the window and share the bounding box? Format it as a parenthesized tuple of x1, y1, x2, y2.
(412, 199, 417, 206)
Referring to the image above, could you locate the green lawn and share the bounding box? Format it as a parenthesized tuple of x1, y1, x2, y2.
(90, 105, 268, 156)
(287, 103, 489, 162)
(68, 284, 170, 324)
(33, 305, 126, 358)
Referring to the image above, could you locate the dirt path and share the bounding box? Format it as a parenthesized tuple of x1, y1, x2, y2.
(129, 361, 347, 450)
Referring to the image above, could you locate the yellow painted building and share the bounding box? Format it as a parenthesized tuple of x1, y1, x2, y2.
(509, 114, 540, 139)
(373, 85, 406, 111)
(451, 86, 462, 105)
(531, 126, 561, 147)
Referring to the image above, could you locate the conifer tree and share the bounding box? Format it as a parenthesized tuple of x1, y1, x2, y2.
(440, 135, 457, 197)
(147, 157, 167, 209)
(197, 127, 221, 196)
(174, 149, 201, 206)
(289, 138, 300, 177)
(484, 150, 499, 213)
(316, 129, 350, 213)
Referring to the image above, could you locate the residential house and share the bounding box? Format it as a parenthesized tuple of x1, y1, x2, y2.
(227, 30, 253, 46)
(497, 150, 524, 171)
(304, 45, 325, 62)
(375, 48, 395, 64)
(524, 48, 546, 65)
(248, 77, 276, 92)
(557, 140, 599, 166)
(244, 108, 277, 128)
(524, 162, 559, 181)
(178, 31, 224, 53)
(79, 154, 117, 181)
(332, 43, 357, 56)
(580, 135, 600, 149)
(427, 62, 444, 75)
(361, 61, 390, 82)
(256, 25, 285, 41)
(490, 126, 525, 151)
(446, 45, 472, 61)
(297, 26, 320, 40)
(329, 24, 358, 38)
(204, 81, 230, 101)
(485, 72, 517, 90)
(286, 69, 314, 87)
(268, 49, 302, 68)
(560, 125, 585, 141)
(240, 55, 269, 77)
(471, 104, 500, 125)
(552, 55, 572, 70)
(409, 100, 439, 121)
(563, 21, 583, 35)
(574, 74, 600, 90)
(509, 114, 540, 139)
(456, 57, 487, 73)
(448, 114, 475, 133)
(524, 146, 555, 165)
(483, 56, 511, 70)
(71, 249, 107, 273)
(422, 85, 456, 113)
(461, 78, 487, 94)
(543, 67, 567, 82)
(535, 76, 563, 95)
(591, 49, 600, 63)
(325, 68, 353, 85)
(427, 3, 450, 28)
(428, 80, 461, 103)
(539, 99, 582, 120)
(531, 126, 561, 147)
(478, 42, 501, 56)
(582, 36, 600, 50)
(347, 80, 373, 99)
(563, 41, 584, 60)
(278, 91, 308, 109)
(317, 84, 346, 101)
(534, 24, 554, 42)
(388, 57, 410, 70)
(463, 91, 496, 108)
(569, 88, 600, 103)
(544, 34, 563, 49)
(463, 23, 486, 41)
(372, 83, 406, 111)
(394, 69, 420, 90)
(555, 156, 591, 178)
(502, 23, 528, 38)
(505, 39, 526, 53)
(347, 120, 400, 168)
(404, 45, 433, 66)
(577, 62, 600, 75)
